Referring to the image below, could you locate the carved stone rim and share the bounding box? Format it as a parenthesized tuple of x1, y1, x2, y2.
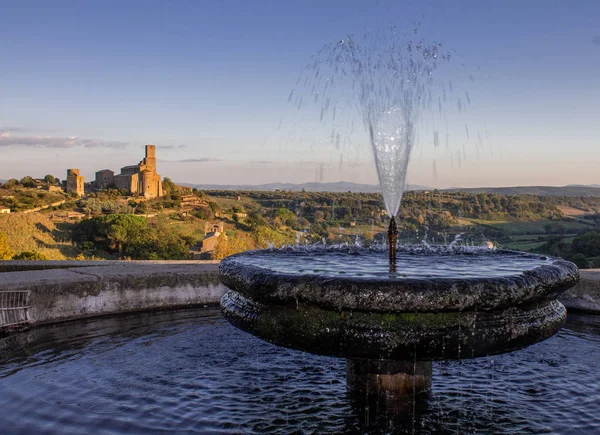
(219, 247, 579, 313)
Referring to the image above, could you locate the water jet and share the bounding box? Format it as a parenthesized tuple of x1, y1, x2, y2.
(220, 28, 581, 413)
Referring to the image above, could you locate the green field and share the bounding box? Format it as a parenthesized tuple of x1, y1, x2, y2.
(501, 241, 546, 251)
(459, 218, 593, 235)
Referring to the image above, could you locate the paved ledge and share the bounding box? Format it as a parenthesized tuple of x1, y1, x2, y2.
(0, 260, 219, 273)
(0, 262, 225, 331)
(560, 269, 600, 313)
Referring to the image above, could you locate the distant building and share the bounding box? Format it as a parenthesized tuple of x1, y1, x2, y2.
(50, 210, 86, 221)
(0, 208, 10, 214)
(200, 222, 226, 258)
(66, 169, 85, 197)
(95, 169, 115, 189)
(45, 185, 63, 193)
(112, 145, 164, 198)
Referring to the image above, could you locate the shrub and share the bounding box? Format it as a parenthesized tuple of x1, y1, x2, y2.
(0, 231, 14, 260)
(13, 250, 48, 260)
(571, 253, 589, 269)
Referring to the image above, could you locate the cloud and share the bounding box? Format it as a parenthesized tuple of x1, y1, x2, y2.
(156, 144, 188, 150)
(0, 126, 28, 134)
(250, 160, 324, 166)
(0, 129, 128, 149)
(176, 158, 223, 163)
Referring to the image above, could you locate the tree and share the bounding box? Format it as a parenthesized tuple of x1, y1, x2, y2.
(162, 177, 177, 195)
(213, 233, 252, 260)
(310, 221, 329, 239)
(208, 201, 219, 214)
(572, 231, 600, 257)
(192, 207, 212, 220)
(0, 231, 14, 260)
(252, 225, 293, 248)
(20, 176, 36, 188)
(44, 174, 57, 185)
(274, 208, 297, 228)
(246, 212, 267, 230)
(3, 179, 18, 189)
(571, 253, 589, 269)
(101, 214, 148, 254)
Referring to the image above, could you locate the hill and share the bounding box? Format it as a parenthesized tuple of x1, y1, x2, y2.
(179, 181, 430, 193)
(444, 186, 600, 197)
(180, 182, 600, 197)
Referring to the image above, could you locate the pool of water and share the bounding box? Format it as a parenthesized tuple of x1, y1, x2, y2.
(230, 246, 558, 280)
(1, 308, 599, 434)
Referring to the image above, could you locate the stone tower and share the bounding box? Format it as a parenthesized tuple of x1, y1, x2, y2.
(144, 145, 156, 172)
(66, 169, 85, 197)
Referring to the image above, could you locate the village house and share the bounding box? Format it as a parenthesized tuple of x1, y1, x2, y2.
(199, 222, 226, 259)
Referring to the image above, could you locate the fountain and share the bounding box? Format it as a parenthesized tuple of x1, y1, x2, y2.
(0, 24, 594, 435)
(219, 29, 580, 410)
(220, 246, 578, 406)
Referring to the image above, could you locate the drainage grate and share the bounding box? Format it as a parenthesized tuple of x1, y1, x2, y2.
(0, 290, 30, 331)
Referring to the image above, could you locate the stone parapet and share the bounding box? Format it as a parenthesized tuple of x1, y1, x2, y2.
(0, 262, 224, 332)
(0, 259, 218, 273)
(559, 269, 600, 313)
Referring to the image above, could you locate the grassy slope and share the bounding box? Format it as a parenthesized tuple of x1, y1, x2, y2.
(0, 213, 78, 259)
(456, 217, 592, 234)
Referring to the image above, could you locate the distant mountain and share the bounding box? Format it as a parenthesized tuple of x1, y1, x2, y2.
(444, 185, 600, 197)
(567, 184, 600, 189)
(178, 181, 430, 193)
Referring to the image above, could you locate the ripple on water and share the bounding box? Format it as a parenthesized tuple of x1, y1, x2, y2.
(0, 308, 599, 434)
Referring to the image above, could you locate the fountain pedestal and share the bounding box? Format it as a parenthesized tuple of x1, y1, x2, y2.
(219, 246, 579, 415)
(347, 359, 432, 399)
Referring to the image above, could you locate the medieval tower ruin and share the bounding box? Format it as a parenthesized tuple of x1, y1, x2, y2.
(66, 169, 85, 197)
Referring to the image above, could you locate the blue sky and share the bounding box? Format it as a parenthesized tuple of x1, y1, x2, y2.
(1, 0, 599, 187)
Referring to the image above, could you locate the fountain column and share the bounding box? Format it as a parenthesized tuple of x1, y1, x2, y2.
(346, 359, 432, 403)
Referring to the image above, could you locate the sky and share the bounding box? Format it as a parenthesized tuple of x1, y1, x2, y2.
(1, 0, 599, 188)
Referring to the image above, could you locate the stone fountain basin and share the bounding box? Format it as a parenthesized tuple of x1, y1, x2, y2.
(219, 246, 579, 361)
(220, 246, 579, 312)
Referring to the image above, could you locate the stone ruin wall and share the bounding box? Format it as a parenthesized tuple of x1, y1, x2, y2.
(66, 169, 84, 197)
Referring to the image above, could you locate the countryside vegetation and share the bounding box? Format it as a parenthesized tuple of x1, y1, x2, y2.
(2, 176, 600, 268)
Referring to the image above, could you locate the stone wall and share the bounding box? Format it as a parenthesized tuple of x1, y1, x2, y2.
(0, 261, 225, 332)
(559, 269, 600, 313)
(66, 169, 84, 197)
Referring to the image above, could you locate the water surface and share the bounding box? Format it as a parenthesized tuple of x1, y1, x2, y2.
(0, 308, 599, 434)
(234, 246, 556, 280)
